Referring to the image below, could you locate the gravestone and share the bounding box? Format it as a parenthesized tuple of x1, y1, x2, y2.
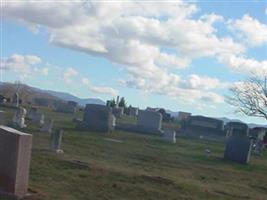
(79, 104, 114, 132)
(26, 107, 38, 120)
(250, 127, 266, 140)
(32, 113, 45, 127)
(12, 107, 27, 128)
(12, 93, 19, 107)
(163, 130, 176, 143)
(129, 107, 138, 117)
(177, 111, 191, 121)
(0, 95, 6, 104)
(250, 127, 266, 156)
(224, 122, 252, 164)
(115, 96, 120, 108)
(67, 101, 78, 107)
(111, 114, 116, 129)
(137, 110, 162, 133)
(112, 107, 124, 118)
(224, 135, 252, 164)
(182, 116, 224, 139)
(225, 122, 249, 137)
(40, 119, 54, 134)
(0, 111, 5, 125)
(50, 129, 64, 153)
(56, 102, 77, 113)
(0, 126, 32, 199)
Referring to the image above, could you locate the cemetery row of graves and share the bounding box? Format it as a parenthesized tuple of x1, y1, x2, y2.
(0, 93, 267, 199)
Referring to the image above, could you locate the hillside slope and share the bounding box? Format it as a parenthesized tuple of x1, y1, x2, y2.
(0, 82, 105, 106)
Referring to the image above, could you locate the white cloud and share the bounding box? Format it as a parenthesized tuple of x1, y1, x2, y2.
(228, 14, 267, 47)
(81, 77, 118, 96)
(81, 77, 90, 86)
(2, 1, 250, 104)
(89, 86, 118, 96)
(0, 54, 42, 74)
(181, 74, 221, 90)
(156, 53, 190, 69)
(63, 67, 78, 83)
(41, 67, 49, 76)
(219, 54, 267, 76)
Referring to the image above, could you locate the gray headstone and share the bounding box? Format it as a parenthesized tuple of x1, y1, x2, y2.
(56, 102, 77, 113)
(225, 122, 249, 137)
(12, 93, 19, 107)
(182, 116, 224, 139)
(163, 130, 176, 143)
(129, 107, 138, 117)
(250, 127, 266, 140)
(50, 129, 63, 153)
(32, 113, 45, 127)
(0, 126, 32, 199)
(26, 107, 38, 120)
(137, 110, 162, 131)
(112, 107, 124, 118)
(224, 135, 252, 164)
(80, 104, 114, 132)
(40, 119, 54, 134)
(177, 111, 191, 121)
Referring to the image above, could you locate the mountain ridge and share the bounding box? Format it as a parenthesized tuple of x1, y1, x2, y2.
(0, 82, 105, 106)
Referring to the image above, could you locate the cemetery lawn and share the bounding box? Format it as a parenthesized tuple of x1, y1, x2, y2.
(1, 106, 267, 200)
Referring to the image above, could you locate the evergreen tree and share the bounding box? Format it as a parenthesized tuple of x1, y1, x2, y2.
(118, 97, 126, 108)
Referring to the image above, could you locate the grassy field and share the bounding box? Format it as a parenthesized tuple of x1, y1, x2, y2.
(1, 106, 267, 200)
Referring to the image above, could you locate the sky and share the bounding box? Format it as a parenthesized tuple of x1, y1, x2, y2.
(0, 0, 267, 124)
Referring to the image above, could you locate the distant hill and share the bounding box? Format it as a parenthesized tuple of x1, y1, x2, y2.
(0, 82, 105, 106)
(217, 117, 243, 124)
(0, 82, 61, 102)
(166, 110, 267, 128)
(217, 117, 267, 128)
(41, 89, 105, 106)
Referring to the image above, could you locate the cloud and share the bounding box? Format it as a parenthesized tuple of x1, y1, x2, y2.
(0, 54, 41, 72)
(122, 72, 224, 104)
(2, 1, 249, 104)
(63, 67, 78, 83)
(181, 74, 221, 90)
(81, 77, 90, 86)
(89, 86, 118, 96)
(41, 67, 49, 76)
(81, 77, 118, 96)
(219, 54, 267, 76)
(156, 53, 190, 69)
(228, 14, 267, 47)
(0, 54, 42, 81)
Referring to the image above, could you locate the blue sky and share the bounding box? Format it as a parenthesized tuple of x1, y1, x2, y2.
(1, 0, 267, 124)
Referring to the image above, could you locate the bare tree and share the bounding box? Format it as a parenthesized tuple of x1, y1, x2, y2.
(0, 81, 32, 105)
(226, 75, 267, 120)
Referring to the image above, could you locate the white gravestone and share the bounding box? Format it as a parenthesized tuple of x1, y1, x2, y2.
(50, 129, 64, 153)
(12, 107, 27, 128)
